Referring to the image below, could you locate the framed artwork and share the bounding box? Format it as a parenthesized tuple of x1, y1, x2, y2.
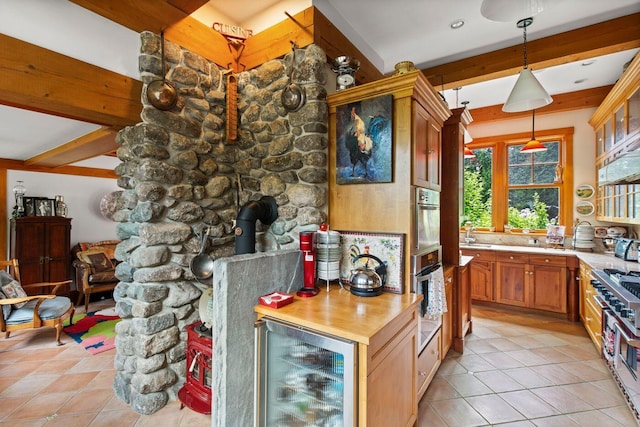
(23, 197, 36, 217)
(576, 184, 594, 200)
(576, 201, 595, 216)
(545, 225, 565, 245)
(338, 231, 404, 294)
(35, 198, 56, 216)
(335, 94, 393, 184)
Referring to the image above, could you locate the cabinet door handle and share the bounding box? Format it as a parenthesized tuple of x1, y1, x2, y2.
(544, 259, 550, 263)
(419, 371, 427, 377)
(509, 256, 514, 260)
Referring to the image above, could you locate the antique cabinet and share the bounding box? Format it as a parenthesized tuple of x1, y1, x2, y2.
(10, 216, 72, 295)
(589, 53, 640, 224)
(327, 70, 451, 286)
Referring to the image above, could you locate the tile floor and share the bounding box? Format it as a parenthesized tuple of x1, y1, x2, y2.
(419, 304, 639, 426)
(1, 299, 637, 426)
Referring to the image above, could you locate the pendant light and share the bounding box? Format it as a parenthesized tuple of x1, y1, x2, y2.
(520, 109, 547, 153)
(480, 0, 558, 22)
(464, 146, 476, 158)
(502, 17, 552, 113)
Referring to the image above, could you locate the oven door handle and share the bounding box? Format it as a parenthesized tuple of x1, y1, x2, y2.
(614, 322, 640, 349)
(593, 295, 607, 309)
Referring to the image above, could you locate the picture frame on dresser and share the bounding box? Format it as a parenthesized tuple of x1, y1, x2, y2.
(35, 198, 56, 216)
(23, 197, 36, 217)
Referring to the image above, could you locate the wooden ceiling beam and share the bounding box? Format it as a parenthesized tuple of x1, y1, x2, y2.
(24, 127, 119, 167)
(0, 34, 142, 127)
(0, 158, 117, 179)
(469, 85, 613, 123)
(422, 13, 640, 89)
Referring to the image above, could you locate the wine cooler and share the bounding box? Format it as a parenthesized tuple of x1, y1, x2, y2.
(254, 318, 357, 426)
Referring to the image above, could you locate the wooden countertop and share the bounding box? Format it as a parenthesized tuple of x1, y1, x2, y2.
(254, 285, 421, 345)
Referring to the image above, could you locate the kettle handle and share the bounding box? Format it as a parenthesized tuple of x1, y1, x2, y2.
(355, 254, 387, 284)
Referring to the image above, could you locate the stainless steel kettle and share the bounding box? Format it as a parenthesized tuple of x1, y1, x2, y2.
(348, 254, 387, 297)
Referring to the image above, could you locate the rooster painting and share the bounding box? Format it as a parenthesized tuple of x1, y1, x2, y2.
(336, 94, 392, 184)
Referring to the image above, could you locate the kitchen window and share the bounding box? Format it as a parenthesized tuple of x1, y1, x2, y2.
(463, 127, 573, 232)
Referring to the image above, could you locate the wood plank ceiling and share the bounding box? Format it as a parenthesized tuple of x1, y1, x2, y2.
(2, 1, 640, 169)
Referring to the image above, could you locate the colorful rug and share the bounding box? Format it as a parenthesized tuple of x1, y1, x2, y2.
(63, 307, 120, 355)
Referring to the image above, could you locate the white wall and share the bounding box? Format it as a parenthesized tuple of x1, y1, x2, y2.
(467, 107, 614, 227)
(6, 170, 120, 251)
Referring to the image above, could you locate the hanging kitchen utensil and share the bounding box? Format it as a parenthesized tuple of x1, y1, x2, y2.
(281, 42, 306, 112)
(146, 31, 178, 111)
(190, 228, 214, 285)
(226, 73, 238, 141)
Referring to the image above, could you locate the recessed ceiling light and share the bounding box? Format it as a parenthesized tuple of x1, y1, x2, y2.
(450, 19, 465, 29)
(581, 60, 596, 66)
(574, 78, 587, 84)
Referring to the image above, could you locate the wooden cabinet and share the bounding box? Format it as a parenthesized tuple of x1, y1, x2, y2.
(590, 53, 640, 224)
(441, 267, 453, 358)
(453, 262, 472, 353)
(462, 249, 495, 301)
(463, 248, 570, 316)
(412, 101, 442, 190)
(579, 261, 602, 352)
(10, 216, 72, 295)
(417, 329, 440, 402)
(328, 71, 450, 286)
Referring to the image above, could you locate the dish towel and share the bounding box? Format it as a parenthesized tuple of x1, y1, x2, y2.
(426, 267, 447, 319)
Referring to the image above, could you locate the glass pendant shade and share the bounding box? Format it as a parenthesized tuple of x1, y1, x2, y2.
(480, 0, 556, 22)
(464, 146, 476, 158)
(520, 138, 547, 153)
(520, 109, 547, 153)
(502, 68, 553, 112)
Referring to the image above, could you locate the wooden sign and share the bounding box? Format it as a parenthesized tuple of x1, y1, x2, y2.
(213, 23, 253, 41)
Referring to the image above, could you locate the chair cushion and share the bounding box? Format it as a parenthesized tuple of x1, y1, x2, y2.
(0, 271, 27, 309)
(77, 250, 114, 273)
(88, 271, 118, 284)
(5, 296, 72, 325)
(0, 289, 12, 320)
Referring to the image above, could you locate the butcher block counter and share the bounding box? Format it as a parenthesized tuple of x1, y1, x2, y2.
(255, 285, 422, 427)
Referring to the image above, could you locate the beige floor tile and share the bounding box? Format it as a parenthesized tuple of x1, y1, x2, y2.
(41, 371, 100, 393)
(528, 346, 576, 364)
(530, 385, 595, 413)
(6, 391, 76, 421)
(465, 393, 527, 424)
(483, 337, 526, 352)
(529, 364, 583, 385)
(424, 377, 461, 401)
(566, 409, 627, 426)
(530, 414, 581, 426)
(474, 369, 525, 393)
(558, 360, 611, 382)
(501, 367, 552, 389)
(479, 351, 525, 369)
(599, 405, 639, 426)
(417, 401, 448, 427)
(0, 396, 30, 421)
(444, 373, 493, 397)
(455, 354, 496, 373)
(0, 374, 59, 398)
(87, 409, 139, 427)
(435, 358, 467, 376)
(506, 349, 551, 366)
(429, 397, 488, 426)
(499, 390, 559, 419)
(57, 389, 113, 415)
(43, 413, 98, 426)
(0, 418, 45, 427)
(560, 382, 626, 409)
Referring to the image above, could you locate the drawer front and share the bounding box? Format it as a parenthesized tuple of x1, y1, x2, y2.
(417, 329, 440, 396)
(461, 249, 496, 261)
(495, 252, 529, 264)
(529, 254, 567, 267)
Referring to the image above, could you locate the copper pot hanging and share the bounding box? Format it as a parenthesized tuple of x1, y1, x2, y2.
(146, 31, 178, 111)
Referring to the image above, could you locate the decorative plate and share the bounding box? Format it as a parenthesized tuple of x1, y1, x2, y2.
(576, 201, 595, 216)
(576, 184, 594, 200)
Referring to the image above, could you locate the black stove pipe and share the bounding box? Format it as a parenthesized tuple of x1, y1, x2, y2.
(234, 196, 279, 255)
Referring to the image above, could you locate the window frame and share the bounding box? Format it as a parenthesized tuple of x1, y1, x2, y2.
(464, 127, 574, 234)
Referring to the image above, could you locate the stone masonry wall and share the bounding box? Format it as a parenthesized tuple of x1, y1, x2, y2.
(110, 32, 328, 414)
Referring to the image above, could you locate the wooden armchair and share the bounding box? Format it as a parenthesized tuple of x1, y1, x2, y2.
(0, 259, 74, 346)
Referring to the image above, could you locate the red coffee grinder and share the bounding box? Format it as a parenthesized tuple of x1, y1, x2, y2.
(297, 231, 319, 297)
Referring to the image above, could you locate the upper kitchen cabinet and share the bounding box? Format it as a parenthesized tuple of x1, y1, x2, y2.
(327, 71, 451, 290)
(590, 54, 640, 224)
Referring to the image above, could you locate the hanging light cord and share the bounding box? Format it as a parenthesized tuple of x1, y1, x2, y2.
(531, 109, 536, 139)
(522, 23, 528, 69)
